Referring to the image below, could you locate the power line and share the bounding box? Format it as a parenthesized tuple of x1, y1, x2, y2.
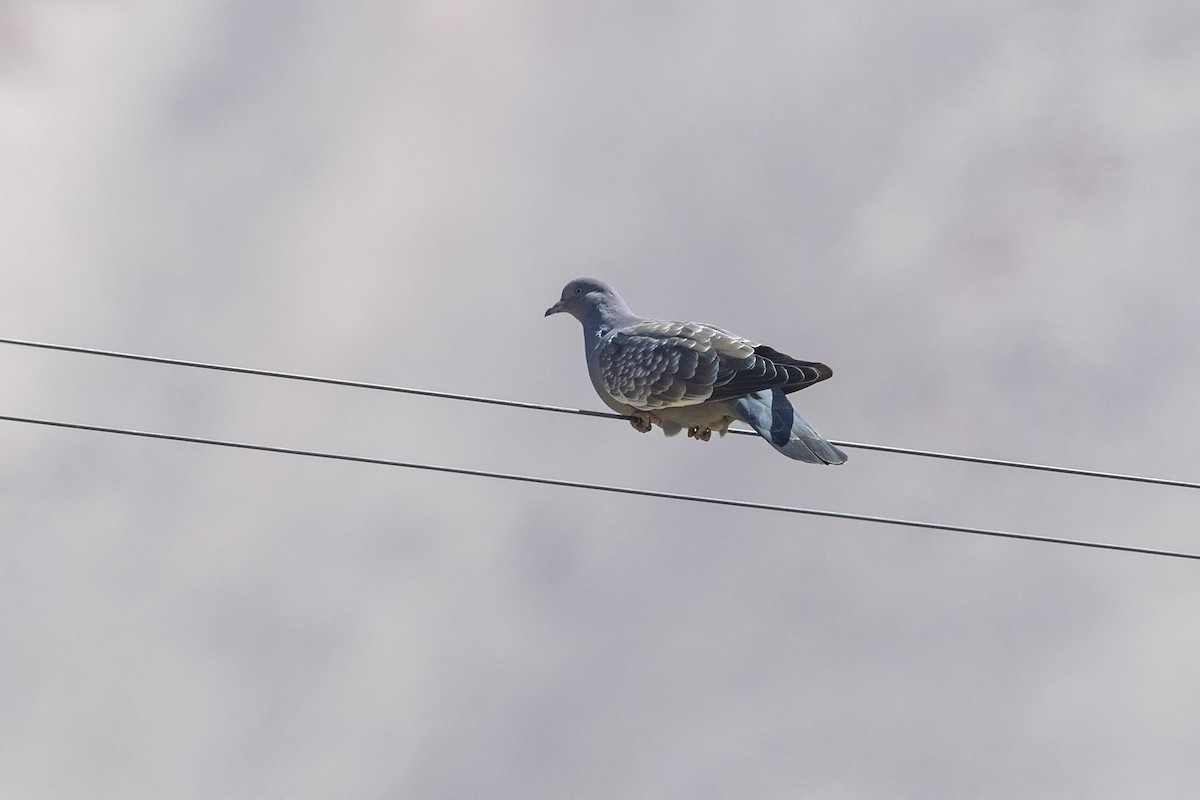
(0, 337, 624, 420)
(824, 440, 1200, 489)
(2, 412, 1197, 562)
(3, 336, 1198, 491)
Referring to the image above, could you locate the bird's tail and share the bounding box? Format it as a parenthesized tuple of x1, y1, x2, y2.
(732, 389, 847, 464)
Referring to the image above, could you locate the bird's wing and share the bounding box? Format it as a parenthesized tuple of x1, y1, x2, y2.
(597, 320, 831, 410)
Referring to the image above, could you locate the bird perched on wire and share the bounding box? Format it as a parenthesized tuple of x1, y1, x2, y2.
(545, 278, 846, 464)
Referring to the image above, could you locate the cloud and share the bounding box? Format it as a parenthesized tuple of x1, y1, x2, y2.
(2, 2, 1199, 797)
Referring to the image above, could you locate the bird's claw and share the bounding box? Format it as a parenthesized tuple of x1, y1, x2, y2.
(687, 426, 713, 442)
(629, 411, 658, 433)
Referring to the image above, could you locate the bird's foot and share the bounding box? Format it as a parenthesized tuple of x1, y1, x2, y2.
(629, 410, 660, 433)
(687, 426, 713, 442)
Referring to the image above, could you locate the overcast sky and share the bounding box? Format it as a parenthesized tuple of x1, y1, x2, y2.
(3, 1, 1200, 797)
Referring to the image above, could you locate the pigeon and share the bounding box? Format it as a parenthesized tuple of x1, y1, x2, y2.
(545, 278, 847, 464)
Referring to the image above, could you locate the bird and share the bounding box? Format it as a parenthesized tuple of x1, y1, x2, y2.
(544, 278, 847, 464)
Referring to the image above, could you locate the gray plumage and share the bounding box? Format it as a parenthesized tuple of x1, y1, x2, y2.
(545, 277, 847, 464)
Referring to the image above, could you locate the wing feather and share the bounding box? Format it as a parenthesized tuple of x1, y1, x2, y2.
(599, 320, 832, 410)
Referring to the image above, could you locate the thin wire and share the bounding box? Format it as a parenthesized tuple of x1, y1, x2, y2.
(3, 336, 1198, 491)
(2, 412, 1198, 562)
(823, 440, 1200, 490)
(0, 337, 622, 420)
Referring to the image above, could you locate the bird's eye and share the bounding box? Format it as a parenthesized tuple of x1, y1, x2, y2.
(574, 287, 582, 295)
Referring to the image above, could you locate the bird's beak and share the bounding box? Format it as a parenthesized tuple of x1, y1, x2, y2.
(544, 301, 564, 317)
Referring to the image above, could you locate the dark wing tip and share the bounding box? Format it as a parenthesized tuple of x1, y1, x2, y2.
(751, 345, 834, 394)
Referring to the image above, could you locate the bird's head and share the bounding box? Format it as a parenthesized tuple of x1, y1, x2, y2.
(544, 277, 623, 322)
